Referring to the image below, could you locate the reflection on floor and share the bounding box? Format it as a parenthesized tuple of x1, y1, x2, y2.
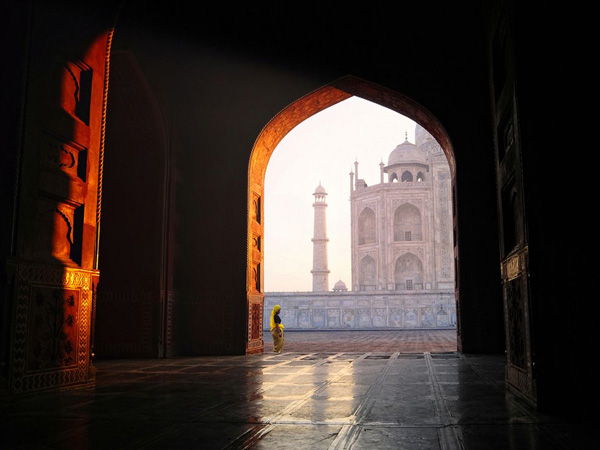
(263, 329, 458, 353)
(0, 350, 593, 449)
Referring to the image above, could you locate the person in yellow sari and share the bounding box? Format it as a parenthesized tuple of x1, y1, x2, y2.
(270, 304, 284, 353)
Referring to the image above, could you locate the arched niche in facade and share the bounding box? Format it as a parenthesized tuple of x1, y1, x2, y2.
(247, 75, 457, 354)
(393, 203, 422, 242)
(359, 255, 377, 290)
(358, 207, 377, 245)
(394, 252, 424, 290)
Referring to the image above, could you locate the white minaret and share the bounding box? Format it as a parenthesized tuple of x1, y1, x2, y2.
(311, 183, 330, 291)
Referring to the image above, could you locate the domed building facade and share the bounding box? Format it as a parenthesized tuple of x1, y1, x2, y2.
(350, 124, 455, 293)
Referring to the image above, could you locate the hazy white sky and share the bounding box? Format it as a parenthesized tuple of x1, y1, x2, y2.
(264, 96, 417, 292)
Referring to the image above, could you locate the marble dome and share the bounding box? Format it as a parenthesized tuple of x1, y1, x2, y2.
(314, 184, 327, 194)
(387, 138, 426, 166)
(332, 280, 347, 291)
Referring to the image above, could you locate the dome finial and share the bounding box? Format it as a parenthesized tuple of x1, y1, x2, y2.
(405, 131, 408, 141)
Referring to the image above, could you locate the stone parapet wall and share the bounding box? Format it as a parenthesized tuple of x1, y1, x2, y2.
(264, 291, 456, 330)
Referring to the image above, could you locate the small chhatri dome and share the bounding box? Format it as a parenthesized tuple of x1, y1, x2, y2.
(314, 183, 327, 195)
(332, 279, 347, 291)
(387, 134, 426, 167)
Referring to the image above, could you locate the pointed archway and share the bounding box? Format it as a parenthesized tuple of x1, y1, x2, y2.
(246, 75, 458, 354)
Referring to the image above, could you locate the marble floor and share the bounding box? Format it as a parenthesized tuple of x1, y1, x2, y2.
(0, 332, 593, 449)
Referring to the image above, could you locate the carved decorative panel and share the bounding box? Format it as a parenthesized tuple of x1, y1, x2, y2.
(342, 309, 355, 327)
(313, 309, 326, 327)
(8, 261, 96, 393)
(42, 133, 88, 183)
(60, 60, 93, 125)
(358, 202, 377, 215)
(327, 309, 340, 327)
(252, 193, 261, 225)
(392, 247, 425, 260)
(359, 250, 378, 262)
(391, 198, 423, 209)
(26, 286, 80, 372)
(252, 263, 261, 293)
(505, 277, 526, 369)
(251, 304, 261, 340)
(501, 248, 534, 402)
(246, 294, 264, 353)
(357, 309, 371, 327)
(438, 172, 452, 279)
(165, 290, 175, 357)
(32, 201, 76, 263)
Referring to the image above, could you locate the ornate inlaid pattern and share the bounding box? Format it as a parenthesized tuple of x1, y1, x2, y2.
(165, 290, 175, 356)
(251, 304, 261, 340)
(500, 247, 527, 282)
(26, 286, 80, 371)
(392, 246, 424, 260)
(247, 294, 264, 352)
(327, 309, 340, 327)
(357, 309, 371, 327)
(342, 309, 355, 327)
(391, 198, 423, 210)
(372, 308, 387, 326)
(420, 140, 444, 157)
(438, 171, 452, 279)
(359, 250, 378, 262)
(358, 201, 377, 216)
(507, 364, 534, 401)
(389, 308, 403, 327)
(506, 254, 520, 280)
(264, 293, 457, 330)
(9, 261, 96, 393)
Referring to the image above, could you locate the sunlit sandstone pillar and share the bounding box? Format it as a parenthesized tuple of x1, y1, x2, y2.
(311, 184, 330, 291)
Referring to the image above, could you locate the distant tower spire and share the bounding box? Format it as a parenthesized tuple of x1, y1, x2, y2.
(311, 184, 330, 292)
(379, 160, 385, 184)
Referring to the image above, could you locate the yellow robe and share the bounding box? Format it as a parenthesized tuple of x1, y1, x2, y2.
(270, 305, 284, 352)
